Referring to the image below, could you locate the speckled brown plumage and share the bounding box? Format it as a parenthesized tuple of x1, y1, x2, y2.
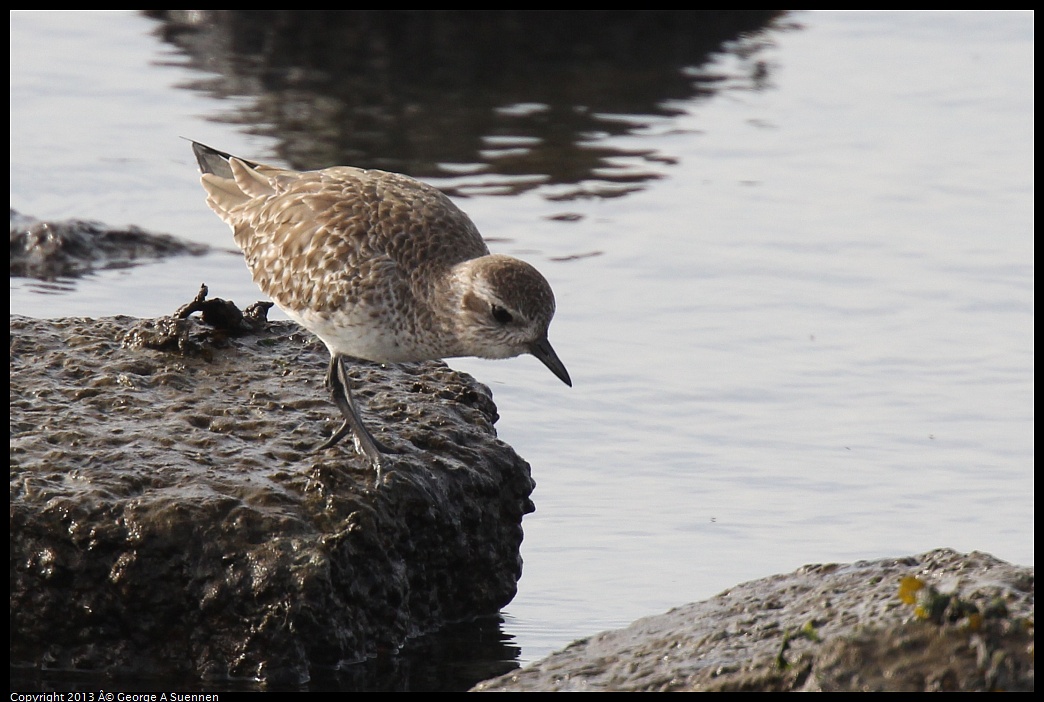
(191, 142, 570, 470)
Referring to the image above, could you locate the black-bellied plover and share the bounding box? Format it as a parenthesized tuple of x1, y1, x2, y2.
(191, 142, 570, 472)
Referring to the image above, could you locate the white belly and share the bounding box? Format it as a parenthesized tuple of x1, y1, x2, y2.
(284, 306, 447, 363)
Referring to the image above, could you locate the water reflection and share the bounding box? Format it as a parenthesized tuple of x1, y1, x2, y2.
(146, 10, 785, 196)
(11, 614, 520, 693)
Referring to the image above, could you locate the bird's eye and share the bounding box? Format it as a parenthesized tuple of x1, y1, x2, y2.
(491, 304, 513, 324)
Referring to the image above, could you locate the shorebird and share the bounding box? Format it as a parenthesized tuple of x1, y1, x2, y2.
(191, 142, 570, 473)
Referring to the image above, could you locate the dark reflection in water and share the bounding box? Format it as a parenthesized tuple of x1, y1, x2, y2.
(312, 614, 522, 692)
(147, 10, 786, 197)
(11, 614, 520, 692)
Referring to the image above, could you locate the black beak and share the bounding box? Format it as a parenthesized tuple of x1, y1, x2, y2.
(529, 337, 572, 387)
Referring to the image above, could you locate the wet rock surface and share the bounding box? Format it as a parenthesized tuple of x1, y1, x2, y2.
(10, 309, 535, 684)
(10, 209, 210, 279)
(473, 548, 1033, 692)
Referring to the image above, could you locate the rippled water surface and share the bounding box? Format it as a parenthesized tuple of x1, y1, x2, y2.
(11, 9, 1033, 688)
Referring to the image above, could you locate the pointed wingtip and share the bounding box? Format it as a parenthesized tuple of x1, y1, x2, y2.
(187, 140, 235, 177)
(185, 139, 265, 178)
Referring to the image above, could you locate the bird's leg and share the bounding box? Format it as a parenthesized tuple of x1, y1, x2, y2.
(317, 354, 393, 470)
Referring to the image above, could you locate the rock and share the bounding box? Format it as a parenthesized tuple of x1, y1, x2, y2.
(9, 307, 535, 685)
(10, 209, 210, 280)
(473, 549, 1033, 692)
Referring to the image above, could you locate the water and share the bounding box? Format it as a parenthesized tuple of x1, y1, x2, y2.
(10, 9, 1033, 686)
